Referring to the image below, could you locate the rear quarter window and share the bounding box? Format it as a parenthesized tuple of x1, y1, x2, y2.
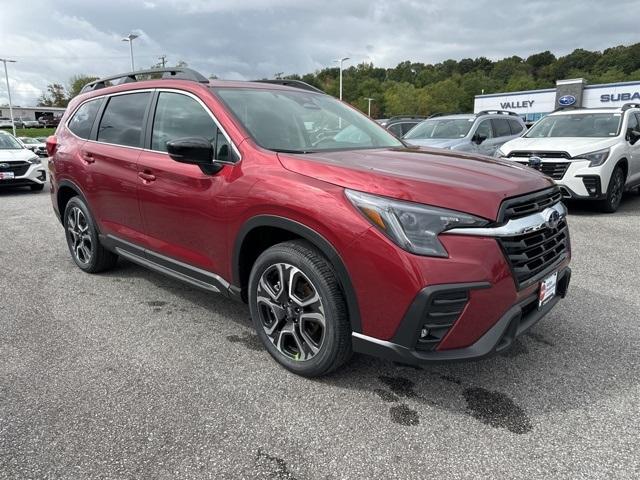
(67, 98, 103, 139)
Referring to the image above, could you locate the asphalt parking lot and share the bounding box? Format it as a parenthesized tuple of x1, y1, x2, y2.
(1, 182, 639, 479)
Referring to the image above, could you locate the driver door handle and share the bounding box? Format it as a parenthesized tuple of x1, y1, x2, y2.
(138, 171, 156, 183)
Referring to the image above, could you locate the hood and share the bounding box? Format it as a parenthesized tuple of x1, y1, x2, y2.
(501, 136, 617, 157)
(404, 138, 465, 149)
(0, 148, 37, 161)
(278, 147, 553, 221)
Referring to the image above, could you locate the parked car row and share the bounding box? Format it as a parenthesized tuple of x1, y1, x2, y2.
(0, 115, 62, 129)
(45, 68, 572, 377)
(388, 104, 640, 213)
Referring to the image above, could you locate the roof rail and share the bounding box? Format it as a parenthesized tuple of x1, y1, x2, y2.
(80, 68, 210, 94)
(254, 79, 324, 93)
(387, 115, 427, 121)
(477, 110, 519, 117)
(621, 103, 640, 111)
(427, 112, 464, 118)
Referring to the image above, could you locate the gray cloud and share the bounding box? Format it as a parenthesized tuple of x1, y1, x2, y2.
(0, 0, 638, 106)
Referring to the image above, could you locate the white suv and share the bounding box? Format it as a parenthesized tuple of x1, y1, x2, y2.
(0, 131, 47, 191)
(497, 104, 640, 212)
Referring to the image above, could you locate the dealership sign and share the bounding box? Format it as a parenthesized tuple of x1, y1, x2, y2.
(600, 91, 640, 102)
(500, 100, 535, 109)
(558, 95, 576, 106)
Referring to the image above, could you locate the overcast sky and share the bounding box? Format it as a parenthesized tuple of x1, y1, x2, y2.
(1, 0, 638, 106)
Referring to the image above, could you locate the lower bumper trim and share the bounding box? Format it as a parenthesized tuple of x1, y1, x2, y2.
(353, 267, 570, 364)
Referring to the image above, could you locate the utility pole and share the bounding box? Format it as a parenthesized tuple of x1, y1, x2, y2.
(0, 58, 17, 136)
(158, 55, 167, 68)
(365, 97, 374, 117)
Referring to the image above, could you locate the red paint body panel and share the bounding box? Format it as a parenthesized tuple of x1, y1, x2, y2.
(278, 148, 555, 220)
(49, 78, 570, 357)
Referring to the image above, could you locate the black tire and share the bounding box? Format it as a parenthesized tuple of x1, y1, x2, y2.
(63, 196, 118, 273)
(248, 240, 352, 377)
(599, 166, 625, 213)
(30, 183, 44, 192)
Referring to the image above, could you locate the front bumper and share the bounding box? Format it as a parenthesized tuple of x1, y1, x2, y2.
(511, 158, 607, 200)
(352, 267, 571, 363)
(0, 162, 47, 187)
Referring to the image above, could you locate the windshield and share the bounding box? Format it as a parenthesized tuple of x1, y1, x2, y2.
(20, 137, 38, 144)
(214, 88, 403, 152)
(404, 118, 474, 139)
(0, 134, 23, 150)
(526, 113, 621, 138)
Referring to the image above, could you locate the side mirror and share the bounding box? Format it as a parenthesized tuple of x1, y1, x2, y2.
(167, 137, 213, 165)
(627, 129, 640, 145)
(473, 133, 487, 145)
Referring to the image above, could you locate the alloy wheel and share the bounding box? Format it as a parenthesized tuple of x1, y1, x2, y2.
(66, 207, 93, 265)
(256, 263, 326, 361)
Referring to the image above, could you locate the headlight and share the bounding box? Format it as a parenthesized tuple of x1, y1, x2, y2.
(27, 155, 41, 164)
(495, 147, 507, 158)
(577, 148, 610, 167)
(345, 189, 488, 257)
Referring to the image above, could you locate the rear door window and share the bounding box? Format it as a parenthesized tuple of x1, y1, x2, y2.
(492, 118, 512, 138)
(68, 98, 103, 139)
(97, 92, 151, 148)
(400, 122, 418, 135)
(508, 119, 524, 135)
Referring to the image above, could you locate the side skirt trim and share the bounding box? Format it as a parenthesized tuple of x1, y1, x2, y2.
(101, 234, 232, 296)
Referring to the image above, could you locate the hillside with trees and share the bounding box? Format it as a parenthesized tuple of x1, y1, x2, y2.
(285, 43, 640, 118)
(38, 43, 640, 117)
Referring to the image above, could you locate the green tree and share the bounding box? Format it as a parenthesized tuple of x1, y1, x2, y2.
(68, 75, 99, 99)
(37, 83, 68, 107)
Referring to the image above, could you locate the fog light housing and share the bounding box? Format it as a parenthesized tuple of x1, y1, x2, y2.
(414, 289, 470, 352)
(580, 176, 601, 197)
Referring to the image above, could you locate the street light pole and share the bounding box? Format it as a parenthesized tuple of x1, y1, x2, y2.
(0, 58, 17, 136)
(122, 33, 139, 71)
(333, 57, 350, 100)
(365, 97, 374, 117)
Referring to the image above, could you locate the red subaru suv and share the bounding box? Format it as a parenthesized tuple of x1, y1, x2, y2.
(48, 68, 571, 377)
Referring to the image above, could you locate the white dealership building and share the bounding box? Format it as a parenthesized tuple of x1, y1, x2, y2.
(0, 106, 66, 121)
(474, 78, 640, 123)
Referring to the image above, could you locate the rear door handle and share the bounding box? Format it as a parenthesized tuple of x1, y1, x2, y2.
(138, 171, 156, 183)
(81, 151, 95, 164)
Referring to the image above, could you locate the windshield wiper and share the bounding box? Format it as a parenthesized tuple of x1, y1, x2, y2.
(271, 148, 315, 154)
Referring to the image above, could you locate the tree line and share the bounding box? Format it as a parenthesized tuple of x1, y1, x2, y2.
(39, 43, 640, 118)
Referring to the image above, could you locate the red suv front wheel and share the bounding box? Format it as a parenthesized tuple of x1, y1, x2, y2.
(248, 240, 352, 377)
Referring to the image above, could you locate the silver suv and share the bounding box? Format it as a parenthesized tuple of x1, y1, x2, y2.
(403, 111, 526, 156)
